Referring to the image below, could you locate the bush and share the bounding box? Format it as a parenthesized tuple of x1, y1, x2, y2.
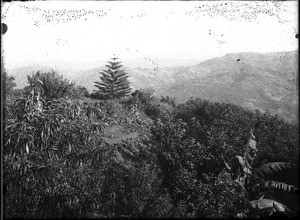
(160, 95, 176, 107)
(25, 70, 77, 100)
(127, 89, 155, 110)
(69, 85, 90, 99)
(4, 97, 106, 218)
(149, 119, 244, 217)
(4, 95, 173, 218)
(148, 97, 299, 217)
(124, 89, 174, 121)
(4, 87, 298, 218)
(89, 90, 107, 100)
(144, 100, 173, 121)
(174, 98, 299, 163)
(2, 71, 16, 96)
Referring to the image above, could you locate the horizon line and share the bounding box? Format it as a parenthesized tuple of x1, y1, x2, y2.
(4, 49, 298, 71)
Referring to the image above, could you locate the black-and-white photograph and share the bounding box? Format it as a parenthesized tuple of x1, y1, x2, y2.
(1, 0, 299, 218)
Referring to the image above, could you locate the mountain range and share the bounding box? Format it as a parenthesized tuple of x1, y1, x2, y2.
(6, 51, 298, 123)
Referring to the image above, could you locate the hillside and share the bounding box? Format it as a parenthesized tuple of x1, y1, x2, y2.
(4, 74, 299, 218)
(68, 65, 200, 93)
(160, 51, 299, 123)
(7, 50, 298, 122)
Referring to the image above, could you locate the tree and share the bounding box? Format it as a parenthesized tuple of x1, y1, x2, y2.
(223, 129, 297, 218)
(4, 95, 106, 218)
(25, 70, 75, 100)
(2, 71, 16, 96)
(94, 57, 131, 100)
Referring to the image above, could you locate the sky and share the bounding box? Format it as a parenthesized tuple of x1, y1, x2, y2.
(2, 1, 298, 70)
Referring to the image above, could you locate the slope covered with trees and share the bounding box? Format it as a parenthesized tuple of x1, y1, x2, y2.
(8, 51, 298, 123)
(2, 62, 299, 218)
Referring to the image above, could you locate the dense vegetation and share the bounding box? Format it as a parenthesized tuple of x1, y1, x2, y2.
(2, 65, 299, 218)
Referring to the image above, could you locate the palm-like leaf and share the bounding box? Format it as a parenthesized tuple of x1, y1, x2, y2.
(235, 130, 257, 178)
(249, 198, 292, 216)
(264, 180, 297, 192)
(254, 162, 290, 177)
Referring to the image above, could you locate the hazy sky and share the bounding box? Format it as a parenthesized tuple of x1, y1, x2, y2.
(2, 1, 298, 70)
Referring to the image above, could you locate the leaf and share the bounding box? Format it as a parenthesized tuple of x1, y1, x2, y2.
(235, 178, 248, 195)
(245, 151, 253, 162)
(249, 198, 291, 215)
(236, 155, 245, 166)
(25, 143, 29, 154)
(68, 143, 72, 152)
(254, 162, 290, 177)
(247, 139, 257, 151)
(244, 155, 252, 170)
(236, 212, 247, 218)
(222, 171, 233, 184)
(236, 155, 252, 175)
(245, 129, 257, 154)
(222, 156, 231, 171)
(264, 181, 297, 192)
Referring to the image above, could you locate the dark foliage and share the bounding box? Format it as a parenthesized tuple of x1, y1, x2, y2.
(2, 71, 16, 96)
(174, 98, 299, 164)
(3, 85, 298, 218)
(125, 89, 174, 122)
(149, 118, 245, 217)
(25, 70, 77, 100)
(160, 95, 176, 107)
(89, 90, 107, 100)
(70, 85, 90, 99)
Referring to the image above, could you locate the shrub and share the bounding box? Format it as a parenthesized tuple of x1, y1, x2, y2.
(149, 119, 244, 217)
(149, 98, 299, 217)
(4, 86, 298, 218)
(128, 88, 155, 111)
(144, 100, 173, 121)
(4, 95, 106, 218)
(160, 95, 176, 107)
(123, 89, 174, 121)
(174, 98, 299, 163)
(25, 70, 76, 100)
(4, 92, 173, 218)
(2, 71, 16, 96)
(69, 85, 90, 99)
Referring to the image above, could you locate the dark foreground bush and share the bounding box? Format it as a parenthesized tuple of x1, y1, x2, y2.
(4, 91, 298, 218)
(3, 94, 172, 218)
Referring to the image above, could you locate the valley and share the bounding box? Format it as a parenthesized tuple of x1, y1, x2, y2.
(6, 50, 298, 123)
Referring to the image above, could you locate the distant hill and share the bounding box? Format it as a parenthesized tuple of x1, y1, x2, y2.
(160, 51, 298, 123)
(70, 63, 203, 93)
(7, 51, 298, 123)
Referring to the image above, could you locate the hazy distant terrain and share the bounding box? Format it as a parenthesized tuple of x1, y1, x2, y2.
(7, 51, 298, 123)
(160, 51, 299, 123)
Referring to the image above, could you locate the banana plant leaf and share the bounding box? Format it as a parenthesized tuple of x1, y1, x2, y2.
(236, 155, 252, 174)
(249, 198, 292, 216)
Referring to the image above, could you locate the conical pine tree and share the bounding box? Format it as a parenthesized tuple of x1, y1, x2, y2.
(94, 57, 132, 99)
